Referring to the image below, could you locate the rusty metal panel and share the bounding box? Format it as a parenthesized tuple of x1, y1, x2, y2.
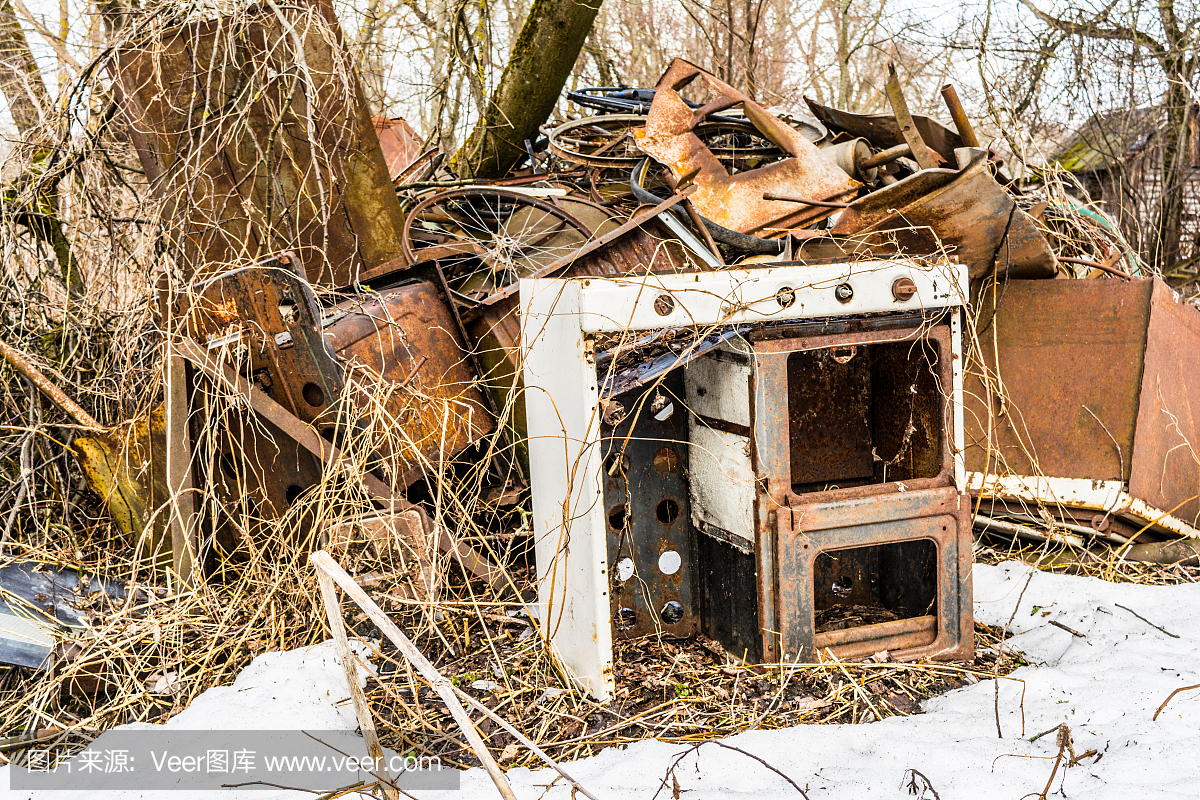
(373, 117, 422, 181)
(830, 149, 1057, 280)
(112, 2, 407, 288)
(186, 258, 344, 426)
(181, 262, 337, 526)
(325, 281, 494, 489)
(963, 279, 1153, 482)
(1129, 279, 1200, 525)
(633, 59, 859, 235)
(786, 347, 874, 485)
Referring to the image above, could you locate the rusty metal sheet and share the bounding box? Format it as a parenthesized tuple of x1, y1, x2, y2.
(1129, 280, 1200, 526)
(830, 149, 1057, 280)
(632, 59, 859, 236)
(111, 2, 407, 288)
(373, 116, 423, 181)
(185, 256, 345, 426)
(324, 280, 494, 490)
(963, 278, 1153, 483)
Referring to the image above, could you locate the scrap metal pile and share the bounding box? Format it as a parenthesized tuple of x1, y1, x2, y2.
(6, 4, 1200, 716)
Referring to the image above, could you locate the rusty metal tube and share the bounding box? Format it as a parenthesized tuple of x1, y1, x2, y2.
(858, 143, 912, 171)
(974, 514, 1086, 549)
(0, 338, 102, 429)
(940, 84, 980, 148)
(762, 192, 851, 209)
(1117, 539, 1200, 566)
(814, 615, 937, 651)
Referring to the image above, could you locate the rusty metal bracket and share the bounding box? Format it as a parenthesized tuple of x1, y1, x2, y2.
(175, 336, 504, 590)
(632, 58, 859, 235)
(885, 62, 937, 171)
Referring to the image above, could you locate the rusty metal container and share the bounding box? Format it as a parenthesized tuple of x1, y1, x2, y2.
(723, 321, 971, 662)
(964, 277, 1200, 536)
(184, 265, 492, 539)
(325, 280, 494, 490)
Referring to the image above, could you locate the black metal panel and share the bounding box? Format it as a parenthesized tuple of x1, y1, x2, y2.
(602, 369, 697, 639)
(696, 533, 762, 662)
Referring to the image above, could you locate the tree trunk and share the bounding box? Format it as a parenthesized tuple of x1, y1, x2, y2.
(0, 0, 83, 298)
(0, 0, 49, 133)
(1153, 70, 1191, 270)
(453, 0, 603, 180)
(836, 0, 851, 108)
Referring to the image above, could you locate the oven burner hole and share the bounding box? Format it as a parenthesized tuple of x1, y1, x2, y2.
(656, 498, 680, 525)
(302, 382, 325, 407)
(616, 607, 637, 630)
(660, 601, 684, 624)
(652, 447, 679, 474)
(616, 558, 635, 582)
(608, 504, 628, 530)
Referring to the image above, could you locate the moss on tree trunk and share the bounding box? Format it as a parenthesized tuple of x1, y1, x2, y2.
(453, 0, 603, 180)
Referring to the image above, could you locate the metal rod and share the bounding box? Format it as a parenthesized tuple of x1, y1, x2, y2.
(813, 614, 937, 650)
(762, 192, 851, 209)
(1057, 256, 1134, 280)
(974, 514, 1085, 549)
(886, 62, 937, 171)
(0, 338, 101, 429)
(940, 84, 981, 148)
(999, 510, 1129, 545)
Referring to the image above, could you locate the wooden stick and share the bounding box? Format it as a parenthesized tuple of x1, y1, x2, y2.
(1153, 683, 1200, 721)
(450, 684, 601, 800)
(314, 568, 396, 800)
(309, 550, 518, 800)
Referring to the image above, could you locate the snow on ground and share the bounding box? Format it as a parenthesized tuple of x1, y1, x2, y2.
(5, 560, 1200, 799)
(0, 641, 371, 800)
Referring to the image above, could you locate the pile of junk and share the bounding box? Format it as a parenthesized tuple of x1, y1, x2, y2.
(3, 1, 1199, 704)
